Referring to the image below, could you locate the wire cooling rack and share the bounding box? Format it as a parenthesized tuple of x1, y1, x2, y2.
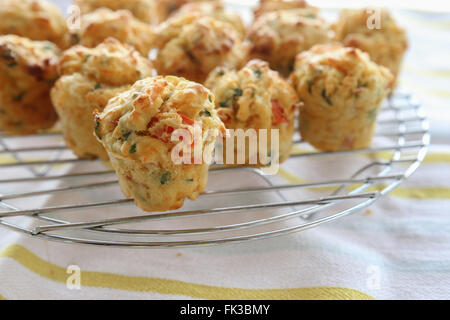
(0, 91, 429, 248)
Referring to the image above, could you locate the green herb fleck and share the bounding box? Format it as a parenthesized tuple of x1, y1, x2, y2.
(208, 95, 212, 102)
(94, 83, 101, 90)
(200, 109, 212, 117)
(217, 70, 225, 76)
(129, 144, 137, 154)
(307, 79, 314, 94)
(254, 69, 262, 79)
(219, 100, 230, 108)
(8, 62, 17, 68)
(123, 132, 131, 141)
(71, 34, 80, 44)
(43, 43, 54, 51)
(13, 92, 25, 101)
(160, 172, 171, 185)
(367, 109, 378, 122)
(233, 88, 243, 98)
(94, 119, 101, 139)
(321, 89, 332, 106)
(185, 178, 194, 183)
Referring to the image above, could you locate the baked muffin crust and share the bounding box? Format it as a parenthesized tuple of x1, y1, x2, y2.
(0, 0, 66, 48)
(205, 59, 298, 165)
(248, 8, 332, 75)
(290, 44, 394, 151)
(75, 0, 159, 24)
(51, 38, 156, 159)
(334, 8, 408, 82)
(155, 16, 247, 83)
(65, 8, 155, 57)
(95, 76, 225, 211)
(0, 35, 60, 134)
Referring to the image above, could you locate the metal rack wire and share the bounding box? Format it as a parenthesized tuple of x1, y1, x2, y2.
(0, 91, 430, 247)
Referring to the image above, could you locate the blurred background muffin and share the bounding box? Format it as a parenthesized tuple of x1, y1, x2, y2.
(154, 15, 247, 83)
(0, 0, 66, 48)
(248, 8, 333, 76)
(205, 59, 298, 165)
(334, 8, 408, 84)
(170, 1, 246, 39)
(95, 76, 225, 212)
(290, 44, 394, 152)
(254, 0, 315, 18)
(51, 38, 156, 160)
(75, 0, 159, 24)
(154, 0, 210, 22)
(0, 35, 59, 135)
(64, 8, 155, 56)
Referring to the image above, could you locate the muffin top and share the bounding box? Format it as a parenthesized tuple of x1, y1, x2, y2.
(248, 8, 332, 72)
(254, 0, 314, 18)
(155, 0, 210, 22)
(205, 59, 298, 129)
(0, 35, 60, 82)
(65, 8, 155, 56)
(155, 16, 247, 83)
(75, 0, 159, 24)
(290, 44, 394, 117)
(0, 0, 66, 47)
(58, 38, 155, 87)
(171, 1, 246, 38)
(334, 9, 408, 74)
(95, 76, 225, 163)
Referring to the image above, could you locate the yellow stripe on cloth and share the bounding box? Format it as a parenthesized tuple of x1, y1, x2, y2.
(278, 168, 306, 184)
(0, 244, 373, 300)
(290, 148, 450, 164)
(0, 155, 16, 165)
(277, 170, 450, 200)
(0, 294, 6, 300)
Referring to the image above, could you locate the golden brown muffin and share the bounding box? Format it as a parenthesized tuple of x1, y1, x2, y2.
(65, 8, 155, 57)
(0, 35, 59, 135)
(75, 0, 159, 25)
(205, 59, 298, 165)
(171, 1, 246, 39)
(248, 8, 332, 75)
(154, 16, 247, 83)
(290, 44, 394, 152)
(254, 0, 314, 18)
(51, 38, 156, 160)
(0, 0, 66, 48)
(94, 76, 225, 212)
(155, 0, 210, 22)
(334, 8, 408, 83)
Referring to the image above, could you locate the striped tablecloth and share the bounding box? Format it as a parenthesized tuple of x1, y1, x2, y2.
(0, 4, 449, 300)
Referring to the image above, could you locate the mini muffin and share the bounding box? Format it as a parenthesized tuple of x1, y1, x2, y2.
(155, 16, 247, 83)
(51, 38, 156, 160)
(248, 8, 332, 75)
(171, 1, 246, 39)
(75, 0, 159, 25)
(155, 0, 209, 22)
(0, 0, 66, 48)
(290, 44, 394, 152)
(0, 35, 59, 135)
(65, 8, 155, 57)
(254, 0, 314, 18)
(205, 59, 298, 165)
(334, 8, 408, 83)
(94, 76, 225, 212)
